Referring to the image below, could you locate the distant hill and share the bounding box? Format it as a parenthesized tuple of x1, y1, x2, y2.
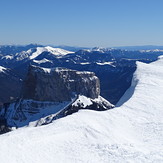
(53, 45, 90, 52)
(113, 45, 163, 51)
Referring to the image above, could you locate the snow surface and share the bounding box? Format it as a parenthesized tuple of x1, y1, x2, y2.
(33, 58, 53, 64)
(41, 67, 52, 73)
(140, 49, 163, 52)
(35, 95, 113, 127)
(29, 46, 74, 59)
(33, 66, 94, 75)
(0, 58, 163, 162)
(0, 66, 7, 73)
(76, 71, 93, 75)
(72, 95, 93, 108)
(3, 99, 73, 127)
(96, 62, 115, 67)
(2, 55, 13, 60)
(72, 95, 113, 109)
(80, 62, 90, 65)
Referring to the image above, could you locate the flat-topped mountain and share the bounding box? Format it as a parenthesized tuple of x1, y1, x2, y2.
(0, 65, 113, 129)
(23, 65, 100, 101)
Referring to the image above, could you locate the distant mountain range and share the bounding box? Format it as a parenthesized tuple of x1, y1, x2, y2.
(113, 45, 163, 51)
(2, 44, 163, 53)
(42, 45, 163, 52)
(53, 45, 89, 52)
(53, 45, 163, 51)
(0, 44, 162, 106)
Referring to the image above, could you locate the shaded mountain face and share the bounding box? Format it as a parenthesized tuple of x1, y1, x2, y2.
(0, 66, 113, 129)
(0, 66, 22, 104)
(0, 45, 162, 105)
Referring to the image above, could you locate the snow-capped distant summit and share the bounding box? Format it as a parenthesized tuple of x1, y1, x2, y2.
(45, 46, 74, 56)
(53, 45, 89, 52)
(15, 46, 74, 61)
(140, 49, 163, 53)
(81, 47, 115, 53)
(91, 47, 106, 52)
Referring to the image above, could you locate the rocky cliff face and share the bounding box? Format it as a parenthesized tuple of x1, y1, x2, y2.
(0, 65, 113, 129)
(23, 65, 100, 101)
(0, 67, 22, 103)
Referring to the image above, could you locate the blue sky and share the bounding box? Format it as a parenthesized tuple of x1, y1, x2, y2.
(0, 0, 163, 47)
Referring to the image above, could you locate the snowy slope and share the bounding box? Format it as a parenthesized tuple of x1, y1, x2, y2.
(0, 65, 7, 73)
(0, 57, 163, 162)
(33, 58, 53, 64)
(3, 99, 73, 127)
(29, 46, 74, 59)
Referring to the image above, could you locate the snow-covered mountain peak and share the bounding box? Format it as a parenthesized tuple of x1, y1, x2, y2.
(29, 46, 74, 60)
(84, 47, 114, 53)
(29, 47, 46, 60)
(14, 46, 74, 61)
(44, 46, 74, 56)
(92, 47, 106, 52)
(77, 47, 114, 54)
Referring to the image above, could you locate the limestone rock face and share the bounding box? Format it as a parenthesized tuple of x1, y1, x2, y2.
(0, 66, 113, 129)
(22, 65, 100, 102)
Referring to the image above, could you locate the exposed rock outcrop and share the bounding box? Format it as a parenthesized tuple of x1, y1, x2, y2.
(23, 65, 100, 101)
(37, 95, 114, 126)
(0, 118, 11, 134)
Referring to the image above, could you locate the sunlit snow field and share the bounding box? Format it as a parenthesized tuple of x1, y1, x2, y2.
(0, 57, 163, 163)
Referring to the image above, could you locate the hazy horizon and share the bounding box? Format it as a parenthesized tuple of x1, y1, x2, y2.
(1, 43, 163, 49)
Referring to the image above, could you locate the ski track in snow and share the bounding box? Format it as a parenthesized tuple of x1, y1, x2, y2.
(0, 57, 163, 162)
